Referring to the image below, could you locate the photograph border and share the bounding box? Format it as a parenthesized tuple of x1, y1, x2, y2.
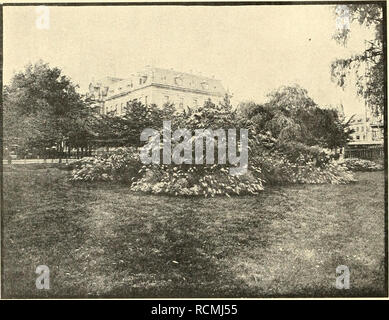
(0, 0, 387, 300)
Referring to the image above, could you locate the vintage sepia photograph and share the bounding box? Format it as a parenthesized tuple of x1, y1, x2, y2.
(1, 1, 387, 299)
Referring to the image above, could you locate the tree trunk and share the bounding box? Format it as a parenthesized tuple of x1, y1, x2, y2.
(58, 143, 63, 164)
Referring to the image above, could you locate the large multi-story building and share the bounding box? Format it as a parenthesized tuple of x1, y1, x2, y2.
(88, 66, 227, 115)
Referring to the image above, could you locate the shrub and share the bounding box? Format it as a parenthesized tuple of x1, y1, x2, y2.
(130, 164, 264, 197)
(342, 158, 384, 172)
(128, 99, 265, 197)
(293, 160, 356, 184)
(276, 141, 331, 167)
(69, 147, 142, 182)
(254, 150, 355, 185)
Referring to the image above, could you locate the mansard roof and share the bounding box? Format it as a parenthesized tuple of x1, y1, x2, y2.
(91, 76, 123, 88)
(149, 67, 226, 96)
(90, 66, 226, 100)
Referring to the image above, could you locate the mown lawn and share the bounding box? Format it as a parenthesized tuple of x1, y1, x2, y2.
(2, 167, 386, 298)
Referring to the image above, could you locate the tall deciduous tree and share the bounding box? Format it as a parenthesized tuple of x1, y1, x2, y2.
(3, 61, 95, 157)
(331, 4, 384, 116)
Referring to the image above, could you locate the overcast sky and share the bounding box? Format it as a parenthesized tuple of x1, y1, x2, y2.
(3, 5, 375, 116)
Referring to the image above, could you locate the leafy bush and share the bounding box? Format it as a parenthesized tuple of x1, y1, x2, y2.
(342, 158, 384, 172)
(128, 98, 267, 197)
(275, 141, 332, 167)
(69, 147, 142, 182)
(130, 164, 264, 197)
(254, 151, 355, 185)
(292, 161, 356, 184)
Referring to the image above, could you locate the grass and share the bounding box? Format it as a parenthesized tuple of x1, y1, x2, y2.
(2, 167, 386, 298)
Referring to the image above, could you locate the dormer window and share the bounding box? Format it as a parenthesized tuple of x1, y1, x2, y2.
(175, 76, 183, 86)
(139, 75, 147, 85)
(201, 81, 209, 90)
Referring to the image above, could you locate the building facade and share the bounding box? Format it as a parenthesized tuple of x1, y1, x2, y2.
(88, 66, 227, 115)
(348, 113, 384, 144)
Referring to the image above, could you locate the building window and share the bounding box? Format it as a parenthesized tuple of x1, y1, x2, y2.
(120, 103, 124, 114)
(361, 126, 364, 132)
(145, 96, 148, 105)
(193, 98, 198, 107)
(356, 127, 359, 132)
(356, 135, 360, 140)
(179, 97, 184, 109)
(165, 96, 170, 103)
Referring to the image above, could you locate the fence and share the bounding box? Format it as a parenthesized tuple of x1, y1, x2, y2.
(344, 145, 384, 161)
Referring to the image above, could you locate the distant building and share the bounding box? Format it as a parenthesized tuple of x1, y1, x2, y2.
(348, 113, 384, 145)
(88, 66, 227, 115)
(344, 112, 384, 160)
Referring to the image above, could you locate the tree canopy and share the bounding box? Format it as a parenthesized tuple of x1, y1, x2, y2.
(331, 4, 384, 116)
(238, 84, 352, 150)
(3, 61, 96, 155)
